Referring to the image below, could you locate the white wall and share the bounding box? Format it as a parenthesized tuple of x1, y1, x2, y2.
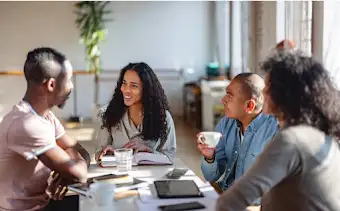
(0, 1, 212, 119)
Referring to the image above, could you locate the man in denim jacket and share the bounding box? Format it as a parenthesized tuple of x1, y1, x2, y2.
(198, 73, 278, 193)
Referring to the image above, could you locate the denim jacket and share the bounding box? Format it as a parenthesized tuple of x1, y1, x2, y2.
(201, 113, 279, 191)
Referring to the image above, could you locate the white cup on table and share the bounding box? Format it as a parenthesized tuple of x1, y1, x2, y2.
(88, 182, 116, 206)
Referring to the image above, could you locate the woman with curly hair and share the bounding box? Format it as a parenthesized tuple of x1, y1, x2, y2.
(96, 62, 176, 161)
(216, 49, 340, 211)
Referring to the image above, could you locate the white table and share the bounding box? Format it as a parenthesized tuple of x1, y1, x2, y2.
(79, 158, 218, 211)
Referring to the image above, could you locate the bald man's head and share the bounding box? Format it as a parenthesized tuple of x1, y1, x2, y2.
(233, 73, 265, 111)
(222, 72, 265, 120)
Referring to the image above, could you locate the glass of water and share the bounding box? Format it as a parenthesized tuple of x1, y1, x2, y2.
(115, 148, 133, 173)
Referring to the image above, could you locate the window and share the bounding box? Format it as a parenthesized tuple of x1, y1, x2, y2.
(276, 1, 312, 54)
(300, 1, 312, 54)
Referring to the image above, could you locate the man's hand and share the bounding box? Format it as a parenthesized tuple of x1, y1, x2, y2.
(46, 172, 70, 201)
(73, 143, 91, 167)
(57, 135, 91, 167)
(97, 145, 116, 161)
(196, 133, 215, 159)
(123, 141, 152, 153)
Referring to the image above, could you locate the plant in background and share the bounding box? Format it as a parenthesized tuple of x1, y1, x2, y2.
(74, 1, 112, 106)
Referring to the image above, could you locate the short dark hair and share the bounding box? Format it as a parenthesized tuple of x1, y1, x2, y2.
(24, 47, 67, 84)
(260, 49, 340, 139)
(234, 72, 265, 110)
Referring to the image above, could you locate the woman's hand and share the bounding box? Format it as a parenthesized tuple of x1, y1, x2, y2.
(216, 195, 227, 211)
(122, 140, 152, 153)
(97, 145, 116, 161)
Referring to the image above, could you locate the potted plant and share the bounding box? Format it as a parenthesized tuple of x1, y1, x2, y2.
(74, 1, 112, 122)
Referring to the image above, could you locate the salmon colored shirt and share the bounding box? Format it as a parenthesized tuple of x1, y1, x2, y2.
(0, 101, 65, 211)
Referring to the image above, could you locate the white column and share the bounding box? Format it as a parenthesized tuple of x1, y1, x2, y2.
(241, 1, 250, 73)
(248, 2, 257, 73)
(292, 2, 303, 49)
(322, 1, 340, 88)
(214, 1, 230, 76)
(276, 1, 286, 42)
(312, 1, 323, 62)
(230, 1, 243, 78)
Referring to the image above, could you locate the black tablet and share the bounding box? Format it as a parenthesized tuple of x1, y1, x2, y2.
(154, 180, 203, 199)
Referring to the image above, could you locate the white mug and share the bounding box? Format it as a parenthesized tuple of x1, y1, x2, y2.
(88, 182, 116, 206)
(198, 132, 222, 148)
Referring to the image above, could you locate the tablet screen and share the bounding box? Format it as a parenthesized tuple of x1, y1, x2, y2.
(154, 180, 203, 198)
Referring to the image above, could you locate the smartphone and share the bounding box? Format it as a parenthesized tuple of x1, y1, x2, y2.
(158, 202, 205, 211)
(87, 173, 128, 183)
(166, 168, 188, 179)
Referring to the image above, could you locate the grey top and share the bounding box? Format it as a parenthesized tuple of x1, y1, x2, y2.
(96, 108, 176, 160)
(217, 125, 340, 211)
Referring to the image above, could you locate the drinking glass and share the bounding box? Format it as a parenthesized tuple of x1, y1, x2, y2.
(114, 148, 133, 173)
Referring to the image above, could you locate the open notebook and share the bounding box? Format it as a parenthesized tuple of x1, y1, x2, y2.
(100, 152, 173, 167)
(68, 174, 149, 196)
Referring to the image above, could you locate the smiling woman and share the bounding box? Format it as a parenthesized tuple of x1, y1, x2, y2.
(95, 62, 177, 161)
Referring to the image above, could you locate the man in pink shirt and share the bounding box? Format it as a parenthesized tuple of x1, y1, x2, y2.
(0, 47, 90, 211)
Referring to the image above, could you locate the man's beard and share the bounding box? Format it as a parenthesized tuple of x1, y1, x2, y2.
(57, 91, 71, 109)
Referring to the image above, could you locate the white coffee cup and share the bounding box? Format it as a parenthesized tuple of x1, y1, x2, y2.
(198, 132, 222, 148)
(88, 182, 116, 206)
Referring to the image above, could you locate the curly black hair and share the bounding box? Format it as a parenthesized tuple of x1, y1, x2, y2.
(101, 62, 171, 148)
(260, 49, 340, 139)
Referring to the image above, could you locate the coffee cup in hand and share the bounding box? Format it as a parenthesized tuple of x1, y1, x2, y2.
(198, 132, 222, 148)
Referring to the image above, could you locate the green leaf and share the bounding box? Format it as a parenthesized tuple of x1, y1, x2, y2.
(96, 30, 105, 40)
(74, 0, 112, 74)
